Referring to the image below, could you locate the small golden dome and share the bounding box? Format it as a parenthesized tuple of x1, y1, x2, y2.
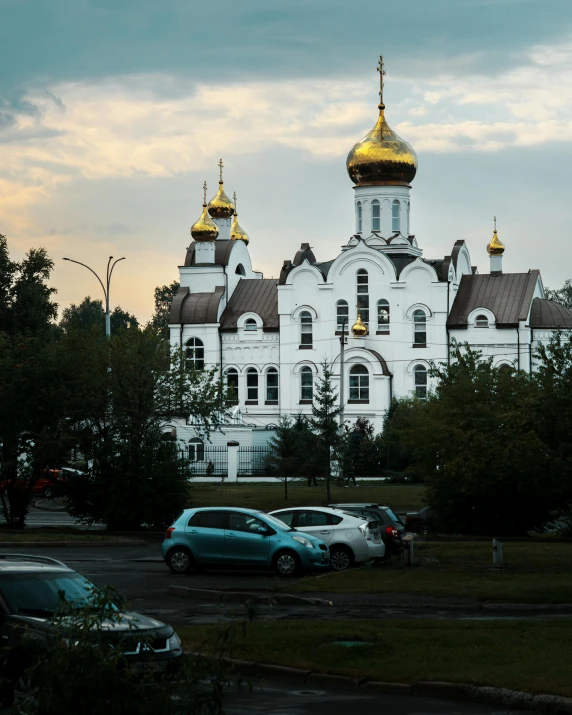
(351, 312, 368, 337)
(230, 192, 249, 245)
(487, 218, 505, 256)
(191, 181, 219, 242)
(207, 158, 235, 219)
(347, 56, 417, 186)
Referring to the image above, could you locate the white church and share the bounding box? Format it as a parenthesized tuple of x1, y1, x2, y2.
(168, 57, 572, 453)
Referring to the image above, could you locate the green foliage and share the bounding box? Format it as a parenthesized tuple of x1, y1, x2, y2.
(59, 296, 138, 334)
(149, 281, 180, 339)
(309, 362, 341, 498)
(545, 279, 572, 310)
(266, 415, 316, 497)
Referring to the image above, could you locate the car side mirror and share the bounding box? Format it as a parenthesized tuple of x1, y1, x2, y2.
(257, 526, 271, 535)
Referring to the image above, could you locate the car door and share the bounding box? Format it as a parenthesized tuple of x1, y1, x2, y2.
(293, 510, 335, 543)
(184, 510, 227, 563)
(224, 512, 272, 566)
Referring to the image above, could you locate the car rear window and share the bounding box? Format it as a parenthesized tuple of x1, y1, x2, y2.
(188, 511, 226, 529)
(383, 508, 400, 523)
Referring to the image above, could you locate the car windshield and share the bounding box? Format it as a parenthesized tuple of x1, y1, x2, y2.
(262, 513, 295, 532)
(0, 572, 118, 616)
(384, 508, 401, 523)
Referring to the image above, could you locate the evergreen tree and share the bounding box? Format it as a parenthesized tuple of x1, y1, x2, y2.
(266, 415, 315, 499)
(309, 361, 341, 500)
(149, 281, 180, 339)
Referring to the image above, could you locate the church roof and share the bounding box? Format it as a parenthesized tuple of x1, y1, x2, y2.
(219, 279, 279, 331)
(184, 240, 237, 267)
(168, 286, 225, 325)
(447, 271, 539, 329)
(529, 298, 572, 329)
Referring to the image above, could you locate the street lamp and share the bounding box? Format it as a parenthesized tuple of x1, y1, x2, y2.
(62, 256, 126, 337)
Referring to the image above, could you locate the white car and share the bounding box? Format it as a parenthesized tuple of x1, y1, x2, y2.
(269, 506, 385, 571)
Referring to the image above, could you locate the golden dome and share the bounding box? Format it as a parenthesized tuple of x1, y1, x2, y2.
(230, 192, 249, 245)
(351, 312, 368, 337)
(487, 218, 505, 256)
(347, 56, 417, 186)
(191, 181, 219, 242)
(207, 158, 235, 219)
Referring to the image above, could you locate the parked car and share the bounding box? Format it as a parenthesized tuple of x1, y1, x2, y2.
(162, 507, 330, 577)
(0, 554, 183, 705)
(269, 506, 385, 571)
(404, 506, 440, 535)
(329, 503, 405, 556)
(0, 468, 83, 499)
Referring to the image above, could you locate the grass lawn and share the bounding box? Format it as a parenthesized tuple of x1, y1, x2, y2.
(0, 532, 136, 542)
(292, 541, 572, 603)
(191, 483, 425, 513)
(179, 618, 572, 697)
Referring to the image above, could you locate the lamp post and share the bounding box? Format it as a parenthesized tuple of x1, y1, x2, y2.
(62, 256, 126, 337)
(339, 318, 347, 430)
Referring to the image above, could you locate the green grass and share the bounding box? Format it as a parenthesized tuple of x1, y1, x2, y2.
(191, 483, 425, 513)
(179, 618, 572, 697)
(291, 541, 572, 603)
(0, 532, 136, 542)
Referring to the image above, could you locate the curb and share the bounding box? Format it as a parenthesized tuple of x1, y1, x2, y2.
(33, 500, 68, 513)
(0, 540, 146, 548)
(190, 654, 572, 713)
(168, 585, 331, 606)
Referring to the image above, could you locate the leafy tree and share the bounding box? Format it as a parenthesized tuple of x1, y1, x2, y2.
(341, 417, 379, 480)
(309, 361, 341, 501)
(377, 398, 418, 477)
(545, 279, 572, 310)
(59, 296, 138, 335)
(266, 415, 315, 499)
(149, 281, 180, 339)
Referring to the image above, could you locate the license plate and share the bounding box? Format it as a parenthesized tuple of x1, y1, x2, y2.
(133, 660, 168, 674)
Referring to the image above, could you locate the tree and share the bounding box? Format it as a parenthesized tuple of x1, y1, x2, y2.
(149, 281, 180, 339)
(545, 279, 572, 310)
(59, 297, 138, 335)
(309, 362, 341, 501)
(266, 415, 316, 499)
(377, 398, 418, 477)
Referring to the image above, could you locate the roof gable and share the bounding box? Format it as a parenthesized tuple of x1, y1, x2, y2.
(219, 279, 278, 331)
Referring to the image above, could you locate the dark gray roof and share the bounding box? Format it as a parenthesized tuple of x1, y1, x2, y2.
(168, 286, 225, 325)
(184, 240, 237, 267)
(314, 260, 334, 279)
(530, 298, 572, 329)
(219, 279, 279, 331)
(383, 253, 417, 279)
(293, 243, 316, 266)
(365, 349, 392, 376)
(448, 271, 539, 329)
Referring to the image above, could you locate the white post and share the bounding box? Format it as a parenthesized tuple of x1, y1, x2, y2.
(492, 538, 504, 566)
(227, 441, 239, 483)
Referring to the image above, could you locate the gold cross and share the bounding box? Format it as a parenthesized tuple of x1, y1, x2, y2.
(233, 191, 237, 212)
(202, 180, 207, 204)
(218, 158, 224, 182)
(377, 55, 386, 105)
(494, 215, 497, 231)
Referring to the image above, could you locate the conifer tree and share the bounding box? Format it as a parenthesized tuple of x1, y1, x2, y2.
(309, 361, 341, 500)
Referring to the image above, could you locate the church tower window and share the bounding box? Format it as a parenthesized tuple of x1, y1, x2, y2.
(336, 300, 349, 331)
(392, 200, 400, 232)
(371, 200, 381, 231)
(377, 300, 390, 332)
(356, 270, 369, 326)
(413, 310, 427, 345)
(246, 368, 259, 402)
(185, 338, 204, 370)
(356, 202, 363, 233)
(414, 365, 427, 399)
(349, 364, 369, 402)
(300, 311, 313, 348)
(266, 368, 279, 402)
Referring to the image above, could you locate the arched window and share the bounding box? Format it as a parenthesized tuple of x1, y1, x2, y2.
(349, 364, 369, 402)
(392, 200, 400, 232)
(300, 367, 313, 402)
(475, 314, 489, 328)
(356, 202, 363, 233)
(246, 368, 258, 402)
(413, 310, 427, 345)
(356, 270, 369, 325)
(300, 311, 313, 348)
(498, 363, 512, 373)
(225, 368, 239, 405)
(235, 263, 245, 275)
(245, 318, 257, 331)
(371, 200, 381, 232)
(336, 300, 349, 331)
(377, 299, 390, 333)
(414, 365, 427, 400)
(185, 338, 204, 370)
(188, 438, 205, 462)
(266, 368, 279, 402)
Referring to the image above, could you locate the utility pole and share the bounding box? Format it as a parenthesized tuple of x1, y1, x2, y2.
(339, 318, 347, 430)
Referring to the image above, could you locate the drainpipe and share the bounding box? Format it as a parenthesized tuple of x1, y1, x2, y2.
(446, 278, 451, 366)
(517, 325, 521, 371)
(529, 327, 534, 375)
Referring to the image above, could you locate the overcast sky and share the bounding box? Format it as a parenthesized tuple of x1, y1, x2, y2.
(2, 0, 572, 321)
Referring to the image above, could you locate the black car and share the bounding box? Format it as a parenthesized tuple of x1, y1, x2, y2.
(0, 554, 183, 703)
(329, 503, 405, 556)
(404, 506, 440, 535)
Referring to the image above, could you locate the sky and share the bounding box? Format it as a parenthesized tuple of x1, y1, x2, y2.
(2, 0, 572, 322)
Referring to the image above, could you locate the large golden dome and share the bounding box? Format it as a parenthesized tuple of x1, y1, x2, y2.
(208, 158, 235, 219)
(191, 182, 219, 242)
(347, 57, 417, 186)
(230, 192, 249, 245)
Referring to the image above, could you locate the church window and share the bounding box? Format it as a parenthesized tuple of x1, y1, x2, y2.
(371, 201, 381, 232)
(235, 263, 245, 275)
(300, 367, 313, 401)
(356, 270, 369, 325)
(349, 364, 369, 401)
(185, 337, 204, 370)
(392, 200, 400, 232)
(414, 365, 427, 399)
(336, 300, 349, 331)
(377, 299, 390, 332)
(245, 318, 257, 331)
(225, 368, 239, 405)
(357, 202, 363, 233)
(266, 368, 279, 402)
(300, 311, 313, 348)
(475, 314, 489, 328)
(188, 438, 205, 462)
(413, 310, 426, 345)
(246, 368, 258, 402)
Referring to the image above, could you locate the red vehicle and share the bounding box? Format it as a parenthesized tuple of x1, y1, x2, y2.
(0, 469, 80, 499)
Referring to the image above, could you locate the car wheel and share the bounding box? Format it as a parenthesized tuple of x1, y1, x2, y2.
(166, 547, 194, 574)
(43, 486, 53, 499)
(330, 545, 354, 572)
(273, 550, 300, 577)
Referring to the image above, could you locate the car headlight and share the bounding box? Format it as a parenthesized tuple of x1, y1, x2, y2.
(168, 631, 182, 652)
(292, 535, 314, 549)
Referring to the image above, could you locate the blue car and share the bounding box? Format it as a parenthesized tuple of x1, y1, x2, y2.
(162, 507, 330, 577)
